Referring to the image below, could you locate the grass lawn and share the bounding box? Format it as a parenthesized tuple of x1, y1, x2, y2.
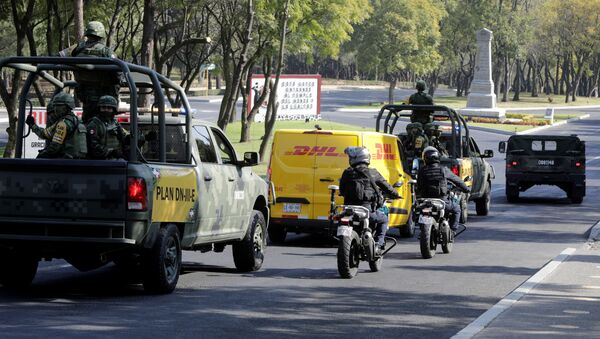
(224, 119, 372, 176)
(349, 94, 600, 109)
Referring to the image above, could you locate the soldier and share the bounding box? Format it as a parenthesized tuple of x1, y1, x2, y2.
(70, 21, 120, 123)
(86, 95, 127, 160)
(25, 92, 87, 159)
(424, 123, 449, 157)
(404, 122, 429, 159)
(408, 80, 434, 124)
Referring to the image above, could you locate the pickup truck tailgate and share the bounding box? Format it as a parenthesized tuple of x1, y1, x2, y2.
(0, 159, 127, 220)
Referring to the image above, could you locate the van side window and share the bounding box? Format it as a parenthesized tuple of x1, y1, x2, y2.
(211, 128, 236, 165)
(193, 126, 218, 163)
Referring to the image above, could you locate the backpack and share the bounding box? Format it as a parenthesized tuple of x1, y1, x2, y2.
(342, 167, 382, 209)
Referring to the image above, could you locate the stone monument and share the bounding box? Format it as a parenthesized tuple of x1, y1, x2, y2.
(460, 28, 506, 119)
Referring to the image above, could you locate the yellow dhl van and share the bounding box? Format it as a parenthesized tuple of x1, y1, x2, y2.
(267, 129, 415, 243)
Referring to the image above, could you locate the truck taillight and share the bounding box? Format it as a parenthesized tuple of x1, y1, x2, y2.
(128, 177, 147, 211)
(575, 161, 582, 168)
(451, 164, 459, 176)
(507, 161, 518, 168)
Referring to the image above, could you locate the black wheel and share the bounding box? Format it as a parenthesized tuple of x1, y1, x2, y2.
(233, 210, 267, 272)
(475, 181, 491, 216)
(506, 185, 519, 203)
(337, 230, 360, 278)
(368, 247, 383, 272)
(142, 224, 182, 294)
(568, 185, 583, 204)
(399, 210, 416, 238)
(419, 223, 437, 259)
(267, 224, 286, 244)
(441, 224, 453, 254)
(459, 196, 468, 223)
(570, 195, 583, 204)
(0, 249, 38, 289)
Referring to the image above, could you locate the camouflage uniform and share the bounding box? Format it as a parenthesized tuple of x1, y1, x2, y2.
(404, 122, 429, 159)
(86, 96, 128, 160)
(408, 80, 434, 124)
(424, 123, 448, 157)
(26, 93, 87, 159)
(71, 21, 120, 123)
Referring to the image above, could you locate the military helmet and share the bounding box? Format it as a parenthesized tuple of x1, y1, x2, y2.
(52, 92, 75, 109)
(345, 146, 370, 167)
(416, 80, 427, 91)
(84, 21, 106, 39)
(46, 99, 55, 113)
(423, 146, 440, 165)
(98, 95, 118, 109)
(406, 122, 423, 132)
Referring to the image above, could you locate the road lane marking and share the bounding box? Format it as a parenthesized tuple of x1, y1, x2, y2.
(37, 264, 72, 272)
(586, 156, 600, 164)
(452, 247, 577, 339)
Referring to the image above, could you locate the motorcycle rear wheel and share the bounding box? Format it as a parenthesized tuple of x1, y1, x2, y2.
(369, 255, 382, 272)
(419, 223, 437, 259)
(337, 231, 360, 278)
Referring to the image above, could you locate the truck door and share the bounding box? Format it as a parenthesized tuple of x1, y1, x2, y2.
(312, 132, 359, 221)
(192, 125, 230, 239)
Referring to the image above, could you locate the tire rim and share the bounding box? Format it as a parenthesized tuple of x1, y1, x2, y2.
(350, 240, 360, 268)
(253, 223, 264, 257)
(164, 236, 179, 283)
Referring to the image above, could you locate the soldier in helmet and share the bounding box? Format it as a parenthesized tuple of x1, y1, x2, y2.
(70, 21, 120, 123)
(408, 80, 434, 124)
(338, 147, 401, 254)
(424, 123, 448, 157)
(25, 92, 87, 159)
(404, 122, 429, 158)
(86, 95, 128, 160)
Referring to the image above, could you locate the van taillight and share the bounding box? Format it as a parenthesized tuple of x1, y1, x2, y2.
(128, 177, 147, 211)
(507, 161, 518, 168)
(451, 164, 459, 176)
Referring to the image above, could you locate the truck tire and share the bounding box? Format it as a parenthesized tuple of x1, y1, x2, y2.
(506, 185, 519, 203)
(459, 196, 468, 224)
(267, 224, 287, 244)
(399, 210, 416, 238)
(0, 250, 38, 289)
(142, 224, 182, 294)
(233, 210, 267, 272)
(475, 181, 491, 216)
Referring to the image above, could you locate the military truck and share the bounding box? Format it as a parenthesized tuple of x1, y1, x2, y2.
(0, 57, 269, 294)
(376, 104, 495, 221)
(498, 134, 585, 203)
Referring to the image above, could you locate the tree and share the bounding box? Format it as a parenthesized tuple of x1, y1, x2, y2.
(352, 0, 445, 104)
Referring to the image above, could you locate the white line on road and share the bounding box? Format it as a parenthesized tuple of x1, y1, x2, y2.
(586, 156, 600, 164)
(452, 247, 577, 339)
(37, 263, 72, 272)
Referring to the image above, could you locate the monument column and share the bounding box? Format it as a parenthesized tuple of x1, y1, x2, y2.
(460, 28, 505, 118)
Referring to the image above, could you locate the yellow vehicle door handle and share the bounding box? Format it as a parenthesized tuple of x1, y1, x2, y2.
(320, 178, 334, 182)
(204, 175, 212, 181)
(228, 177, 235, 182)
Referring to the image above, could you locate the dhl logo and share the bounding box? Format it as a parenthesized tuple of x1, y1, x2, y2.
(283, 143, 396, 160)
(284, 146, 343, 157)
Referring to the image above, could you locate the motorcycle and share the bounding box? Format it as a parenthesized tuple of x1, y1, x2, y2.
(412, 181, 467, 259)
(328, 185, 397, 279)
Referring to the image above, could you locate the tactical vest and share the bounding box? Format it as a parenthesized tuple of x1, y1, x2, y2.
(419, 165, 447, 199)
(105, 121, 123, 153)
(341, 167, 381, 209)
(72, 41, 118, 86)
(62, 115, 88, 159)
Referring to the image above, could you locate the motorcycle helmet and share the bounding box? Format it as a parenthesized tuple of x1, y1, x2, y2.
(345, 146, 370, 167)
(423, 146, 440, 165)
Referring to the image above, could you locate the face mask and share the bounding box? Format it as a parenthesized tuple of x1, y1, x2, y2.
(53, 104, 70, 117)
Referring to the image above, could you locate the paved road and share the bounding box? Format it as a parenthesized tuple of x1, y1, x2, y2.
(0, 88, 599, 338)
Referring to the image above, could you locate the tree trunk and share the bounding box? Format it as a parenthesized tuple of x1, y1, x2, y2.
(502, 54, 509, 102)
(554, 55, 560, 95)
(563, 55, 570, 103)
(74, 0, 84, 40)
(387, 75, 396, 104)
(512, 58, 521, 101)
(258, 0, 290, 161)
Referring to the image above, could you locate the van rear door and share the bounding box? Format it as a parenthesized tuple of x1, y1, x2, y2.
(270, 131, 318, 220)
(312, 132, 359, 221)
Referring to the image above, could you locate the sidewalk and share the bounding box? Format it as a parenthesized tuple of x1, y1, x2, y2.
(454, 223, 600, 338)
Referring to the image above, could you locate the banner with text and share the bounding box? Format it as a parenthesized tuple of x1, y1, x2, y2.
(248, 74, 321, 122)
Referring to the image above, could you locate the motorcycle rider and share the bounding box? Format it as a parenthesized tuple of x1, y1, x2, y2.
(338, 146, 401, 254)
(416, 146, 470, 232)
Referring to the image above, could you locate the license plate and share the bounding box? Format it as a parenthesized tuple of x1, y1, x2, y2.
(282, 203, 301, 213)
(337, 225, 353, 237)
(537, 159, 555, 166)
(418, 215, 434, 225)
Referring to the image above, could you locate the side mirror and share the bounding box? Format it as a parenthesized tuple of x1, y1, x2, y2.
(463, 175, 473, 182)
(498, 141, 506, 154)
(408, 179, 417, 185)
(242, 151, 259, 166)
(483, 149, 494, 158)
(411, 158, 420, 176)
(393, 181, 403, 188)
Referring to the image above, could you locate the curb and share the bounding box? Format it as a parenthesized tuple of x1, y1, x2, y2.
(452, 247, 577, 339)
(588, 221, 600, 243)
(516, 114, 590, 135)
